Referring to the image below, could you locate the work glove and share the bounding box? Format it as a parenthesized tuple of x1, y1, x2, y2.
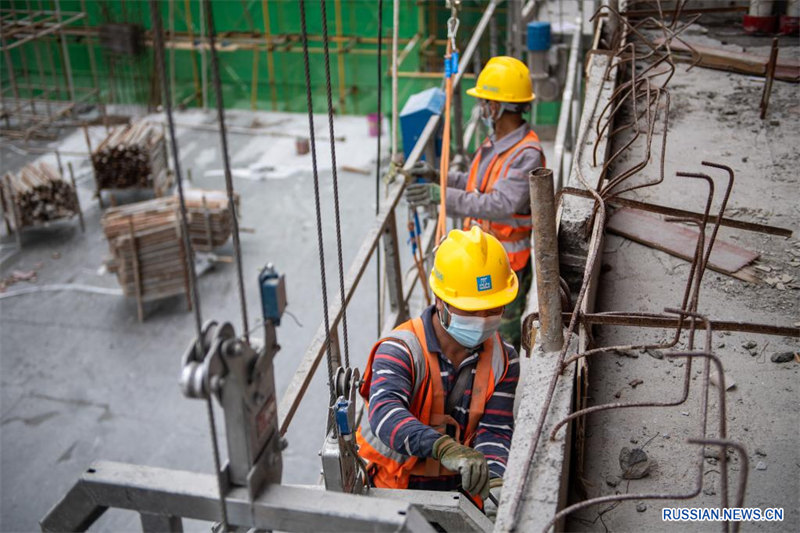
(405, 183, 440, 208)
(484, 478, 503, 520)
(432, 435, 489, 498)
(408, 160, 439, 182)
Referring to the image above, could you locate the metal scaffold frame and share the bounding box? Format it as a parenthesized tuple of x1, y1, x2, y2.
(3, 0, 496, 122)
(0, 2, 103, 140)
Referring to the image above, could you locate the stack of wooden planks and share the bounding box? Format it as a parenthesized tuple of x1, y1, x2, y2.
(102, 191, 237, 250)
(100, 189, 237, 319)
(180, 189, 238, 251)
(1, 161, 82, 232)
(102, 200, 190, 321)
(91, 120, 170, 195)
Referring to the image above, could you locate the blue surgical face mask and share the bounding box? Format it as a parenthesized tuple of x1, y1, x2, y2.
(439, 303, 503, 348)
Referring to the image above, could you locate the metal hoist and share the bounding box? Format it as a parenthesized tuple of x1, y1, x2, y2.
(179, 264, 287, 499)
(320, 366, 369, 493)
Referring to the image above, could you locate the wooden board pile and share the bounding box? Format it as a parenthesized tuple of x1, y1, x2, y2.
(1, 162, 80, 228)
(102, 191, 237, 251)
(102, 200, 190, 320)
(179, 189, 238, 251)
(100, 189, 237, 318)
(91, 121, 169, 194)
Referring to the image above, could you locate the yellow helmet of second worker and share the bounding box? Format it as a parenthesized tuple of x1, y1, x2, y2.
(429, 227, 519, 311)
(466, 56, 535, 103)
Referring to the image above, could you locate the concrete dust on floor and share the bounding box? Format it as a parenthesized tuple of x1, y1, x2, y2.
(566, 25, 799, 533)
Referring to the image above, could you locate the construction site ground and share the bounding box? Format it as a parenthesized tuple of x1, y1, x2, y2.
(567, 22, 799, 532)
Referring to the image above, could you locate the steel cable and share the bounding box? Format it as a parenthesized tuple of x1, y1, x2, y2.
(149, 3, 227, 530)
(319, 0, 350, 369)
(203, 0, 250, 344)
(299, 0, 337, 405)
(149, 0, 203, 344)
(376, 0, 383, 338)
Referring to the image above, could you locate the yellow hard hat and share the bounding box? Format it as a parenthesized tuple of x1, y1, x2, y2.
(466, 56, 535, 103)
(429, 227, 519, 311)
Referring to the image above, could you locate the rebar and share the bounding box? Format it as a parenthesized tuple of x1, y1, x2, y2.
(508, 4, 755, 530)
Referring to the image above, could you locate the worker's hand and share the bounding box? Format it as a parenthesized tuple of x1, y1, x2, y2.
(405, 183, 440, 208)
(432, 436, 489, 498)
(408, 161, 439, 182)
(484, 478, 503, 520)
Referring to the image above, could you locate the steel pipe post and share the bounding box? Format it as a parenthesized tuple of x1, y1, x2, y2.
(529, 167, 563, 352)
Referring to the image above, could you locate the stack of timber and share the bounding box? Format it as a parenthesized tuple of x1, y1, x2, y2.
(102, 200, 190, 321)
(91, 121, 170, 196)
(180, 189, 238, 251)
(1, 161, 83, 234)
(100, 189, 237, 319)
(102, 191, 237, 251)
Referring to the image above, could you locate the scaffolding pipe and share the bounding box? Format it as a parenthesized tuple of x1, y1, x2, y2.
(529, 167, 563, 352)
(53, 0, 75, 102)
(552, 20, 581, 192)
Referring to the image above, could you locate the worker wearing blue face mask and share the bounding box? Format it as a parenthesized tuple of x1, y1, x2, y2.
(357, 227, 519, 520)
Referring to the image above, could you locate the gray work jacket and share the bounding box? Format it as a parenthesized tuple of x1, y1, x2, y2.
(446, 123, 544, 221)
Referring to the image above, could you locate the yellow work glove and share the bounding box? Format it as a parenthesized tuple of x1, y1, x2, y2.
(432, 435, 489, 498)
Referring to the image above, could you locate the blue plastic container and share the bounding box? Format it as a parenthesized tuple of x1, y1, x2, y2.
(527, 21, 552, 52)
(399, 87, 445, 160)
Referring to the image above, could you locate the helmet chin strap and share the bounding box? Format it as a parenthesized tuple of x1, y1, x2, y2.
(437, 299, 452, 328)
(494, 103, 507, 123)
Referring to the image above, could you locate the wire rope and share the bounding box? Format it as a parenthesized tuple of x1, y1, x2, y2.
(148, 0, 203, 344)
(150, 4, 228, 531)
(319, 0, 350, 369)
(299, 0, 337, 405)
(203, 0, 250, 344)
(375, 0, 384, 338)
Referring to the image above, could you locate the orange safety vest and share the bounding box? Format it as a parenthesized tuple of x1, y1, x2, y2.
(464, 129, 546, 271)
(355, 316, 508, 490)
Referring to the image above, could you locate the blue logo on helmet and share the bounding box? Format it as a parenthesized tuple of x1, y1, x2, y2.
(476, 275, 492, 292)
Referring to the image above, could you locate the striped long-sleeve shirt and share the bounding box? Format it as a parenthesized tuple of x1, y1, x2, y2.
(367, 305, 519, 491)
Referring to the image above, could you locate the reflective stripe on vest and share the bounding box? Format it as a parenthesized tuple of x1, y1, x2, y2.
(463, 130, 545, 271)
(355, 317, 508, 489)
(357, 329, 426, 465)
(500, 238, 531, 254)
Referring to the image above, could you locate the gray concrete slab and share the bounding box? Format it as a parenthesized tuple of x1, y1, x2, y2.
(567, 26, 800, 533)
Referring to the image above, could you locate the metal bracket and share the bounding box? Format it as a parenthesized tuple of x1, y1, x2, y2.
(321, 367, 369, 494)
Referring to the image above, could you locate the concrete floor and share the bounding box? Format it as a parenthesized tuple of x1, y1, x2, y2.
(0, 109, 398, 532)
(568, 23, 799, 532)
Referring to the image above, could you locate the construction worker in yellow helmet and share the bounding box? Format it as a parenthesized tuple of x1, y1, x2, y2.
(356, 227, 520, 519)
(406, 56, 546, 351)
